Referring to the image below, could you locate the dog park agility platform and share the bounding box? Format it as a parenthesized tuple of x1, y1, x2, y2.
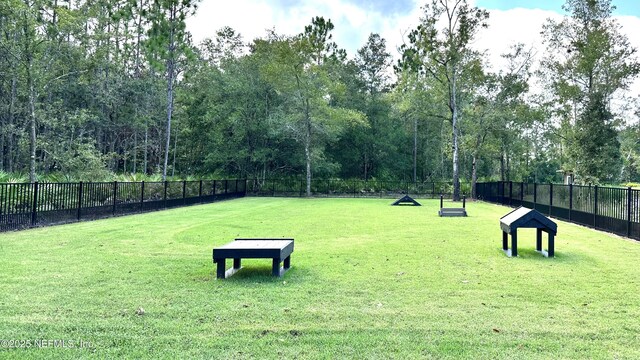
(213, 238, 294, 279)
(438, 194, 467, 217)
(500, 207, 557, 257)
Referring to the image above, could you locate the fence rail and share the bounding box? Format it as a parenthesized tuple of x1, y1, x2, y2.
(246, 179, 471, 198)
(0, 179, 246, 232)
(476, 181, 640, 241)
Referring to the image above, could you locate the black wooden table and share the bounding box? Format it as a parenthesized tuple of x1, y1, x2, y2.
(212, 238, 294, 279)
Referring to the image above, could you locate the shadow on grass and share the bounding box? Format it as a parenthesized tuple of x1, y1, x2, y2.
(500, 247, 595, 265)
(207, 264, 313, 285)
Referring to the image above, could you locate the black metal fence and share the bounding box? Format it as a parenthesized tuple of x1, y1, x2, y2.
(476, 181, 640, 241)
(246, 179, 471, 198)
(0, 178, 471, 233)
(0, 179, 246, 232)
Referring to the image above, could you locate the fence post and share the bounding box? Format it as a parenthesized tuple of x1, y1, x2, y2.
(163, 181, 168, 208)
(509, 181, 513, 206)
(235, 179, 238, 194)
(182, 180, 187, 205)
(533, 182, 537, 210)
(213, 180, 217, 198)
(594, 185, 598, 228)
(31, 182, 38, 226)
(549, 183, 553, 216)
(569, 183, 573, 222)
(112, 181, 118, 215)
(627, 187, 632, 238)
(199, 180, 203, 199)
(354, 180, 357, 198)
(520, 182, 524, 202)
(77, 181, 83, 220)
(225, 180, 228, 194)
(140, 181, 145, 211)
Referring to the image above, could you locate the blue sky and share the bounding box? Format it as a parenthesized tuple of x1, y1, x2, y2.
(476, 0, 640, 16)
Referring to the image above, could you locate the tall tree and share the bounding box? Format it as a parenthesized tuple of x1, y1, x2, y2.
(145, 0, 198, 180)
(20, 0, 44, 182)
(568, 91, 621, 183)
(400, 0, 488, 200)
(258, 19, 364, 196)
(354, 33, 392, 180)
(541, 0, 640, 183)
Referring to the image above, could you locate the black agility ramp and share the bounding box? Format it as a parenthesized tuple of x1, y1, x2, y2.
(391, 195, 421, 206)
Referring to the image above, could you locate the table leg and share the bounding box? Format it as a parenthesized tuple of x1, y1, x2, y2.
(511, 231, 518, 257)
(233, 258, 241, 269)
(536, 229, 542, 251)
(284, 255, 291, 270)
(548, 234, 555, 257)
(502, 232, 508, 251)
(216, 258, 226, 279)
(272, 258, 281, 277)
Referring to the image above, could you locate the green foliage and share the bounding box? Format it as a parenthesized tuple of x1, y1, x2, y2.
(0, 0, 638, 187)
(540, 0, 640, 184)
(568, 92, 621, 184)
(0, 171, 28, 183)
(55, 142, 111, 181)
(145, 0, 199, 71)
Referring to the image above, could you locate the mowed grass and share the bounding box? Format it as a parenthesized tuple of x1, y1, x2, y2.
(1, 198, 640, 359)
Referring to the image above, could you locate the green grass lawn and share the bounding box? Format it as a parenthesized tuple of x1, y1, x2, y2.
(1, 198, 640, 359)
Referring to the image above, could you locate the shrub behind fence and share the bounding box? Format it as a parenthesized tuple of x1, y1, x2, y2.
(246, 179, 470, 198)
(476, 181, 640, 241)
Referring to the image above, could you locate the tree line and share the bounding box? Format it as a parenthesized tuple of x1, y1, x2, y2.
(0, 0, 639, 197)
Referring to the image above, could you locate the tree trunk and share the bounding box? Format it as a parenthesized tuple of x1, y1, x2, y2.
(135, 0, 143, 77)
(172, 119, 178, 177)
(363, 152, 368, 181)
(110, 139, 116, 172)
(451, 66, 460, 201)
(123, 139, 127, 173)
(163, 64, 173, 181)
(163, 58, 175, 180)
(0, 93, 4, 171)
(27, 57, 37, 182)
(506, 150, 511, 181)
(133, 131, 137, 173)
(8, 75, 17, 172)
(305, 99, 311, 197)
(28, 78, 37, 182)
(500, 151, 505, 181)
(413, 116, 417, 183)
(144, 123, 148, 174)
(471, 153, 478, 199)
(162, 6, 176, 181)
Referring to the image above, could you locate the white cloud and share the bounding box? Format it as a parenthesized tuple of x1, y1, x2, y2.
(187, 0, 640, 111)
(473, 8, 639, 122)
(187, 0, 424, 57)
